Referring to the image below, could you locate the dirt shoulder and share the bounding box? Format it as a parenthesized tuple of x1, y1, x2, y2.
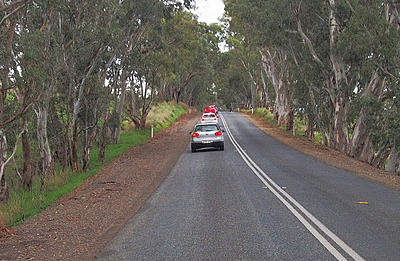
(0, 112, 200, 261)
(243, 113, 400, 189)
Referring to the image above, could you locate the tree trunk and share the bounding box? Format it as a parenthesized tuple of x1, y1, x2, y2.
(260, 67, 271, 109)
(321, 131, 329, 146)
(99, 109, 110, 163)
(305, 114, 315, 138)
(82, 127, 97, 172)
(274, 90, 294, 130)
(333, 94, 349, 152)
(386, 144, 399, 174)
(112, 71, 128, 144)
(328, 0, 350, 153)
(63, 124, 70, 171)
(21, 120, 33, 190)
(371, 144, 390, 169)
(260, 48, 294, 130)
(36, 107, 53, 177)
(359, 136, 374, 163)
(0, 130, 8, 203)
(139, 117, 147, 130)
(174, 88, 181, 104)
(349, 72, 385, 158)
(71, 124, 79, 172)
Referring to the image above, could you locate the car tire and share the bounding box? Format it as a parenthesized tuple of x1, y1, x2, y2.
(220, 145, 224, 151)
(191, 146, 196, 153)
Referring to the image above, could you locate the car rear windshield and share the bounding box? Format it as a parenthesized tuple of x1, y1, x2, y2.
(195, 125, 218, 132)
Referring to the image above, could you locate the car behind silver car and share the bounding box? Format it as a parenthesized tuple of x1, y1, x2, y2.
(190, 123, 224, 152)
(200, 113, 218, 124)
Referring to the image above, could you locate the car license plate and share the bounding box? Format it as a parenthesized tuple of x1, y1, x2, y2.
(202, 140, 212, 143)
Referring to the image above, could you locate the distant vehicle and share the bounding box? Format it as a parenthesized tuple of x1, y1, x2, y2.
(205, 105, 218, 115)
(204, 108, 212, 113)
(201, 113, 218, 124)
(190, 123, 224, 152)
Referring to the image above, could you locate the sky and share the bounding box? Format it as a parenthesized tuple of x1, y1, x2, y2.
(192, 0, 225, 25)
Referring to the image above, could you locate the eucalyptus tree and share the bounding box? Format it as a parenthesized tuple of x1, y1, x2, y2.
(106, 0, 165, 142)
(225, 0, 298, 130)
(225, 33, 272, 109)
(224, 0, 400, 173)
(124, 33, 163, 130)
(0, 0, 45, 200)
(157, 11, 218, 104)
(179, 22, 222, 106)
(214, 50, 253, 110)
(15, 1, 65, 183)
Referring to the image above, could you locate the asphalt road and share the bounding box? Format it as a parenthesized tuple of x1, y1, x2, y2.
(98, 112, 400, 261)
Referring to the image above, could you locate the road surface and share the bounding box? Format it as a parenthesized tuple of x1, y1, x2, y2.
(98, 112, 400, 261)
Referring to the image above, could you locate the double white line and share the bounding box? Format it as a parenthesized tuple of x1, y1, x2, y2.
(220, 114, 365, 261)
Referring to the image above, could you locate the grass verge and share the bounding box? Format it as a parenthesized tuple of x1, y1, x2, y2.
(1, 102, 186, 227)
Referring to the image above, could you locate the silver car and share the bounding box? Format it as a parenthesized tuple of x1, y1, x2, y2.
(190, 123, 224, 152)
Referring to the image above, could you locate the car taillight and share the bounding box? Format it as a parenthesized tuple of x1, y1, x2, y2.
(214, 118, 217, 120)
(201, 118, 205, 121)
(192, 132, 199, 138)
(215, 131, 222, 136)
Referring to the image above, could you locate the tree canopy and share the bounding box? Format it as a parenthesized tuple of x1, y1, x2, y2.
(0, 0, 220, 202)
(220, 0, 400, 173)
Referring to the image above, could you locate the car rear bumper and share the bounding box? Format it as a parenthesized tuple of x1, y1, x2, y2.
(200, 120, 218, 124)
(191, 141, 224, 149)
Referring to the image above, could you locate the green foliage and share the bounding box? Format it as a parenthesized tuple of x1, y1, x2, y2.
(0, 0, 221, 205)
(223, 0, 400, 165)
(254, 108, 277, 125)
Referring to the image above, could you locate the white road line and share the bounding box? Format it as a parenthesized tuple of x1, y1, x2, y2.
(220, 113, 365, 261)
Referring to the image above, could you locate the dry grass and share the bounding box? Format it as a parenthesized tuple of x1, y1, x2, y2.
(147, 101, 184, 126)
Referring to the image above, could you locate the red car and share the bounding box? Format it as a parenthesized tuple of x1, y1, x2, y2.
(205, 105, 218, 115)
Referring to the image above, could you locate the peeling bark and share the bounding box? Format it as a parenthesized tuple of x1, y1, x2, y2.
(111, 71, 128, 144)
(371, 144, 390, 169)
(349, 72, 385, 159)
(260, 48, 294, 130)
(0, 128, 24, 202)
(305, 114, 315, 138)
(99, 109, 110, 164)
(328, 0, 350, 152)
(0, 130, 8, 203)
(21, 120, 33, 189)
(333, 94, 349, 152)
(359, 136, 374, 163)
(82, 126, 97, 172)
(36, 107, 53, 177)
(386, 144, 399, 174)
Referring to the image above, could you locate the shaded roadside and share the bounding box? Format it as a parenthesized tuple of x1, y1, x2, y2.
(0, 112, 200, 260)
(243, 113, 400, 189)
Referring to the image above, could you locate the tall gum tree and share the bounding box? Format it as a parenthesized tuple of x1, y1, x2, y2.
(0, 0, 42, 201)
(225, 0, 295, 130)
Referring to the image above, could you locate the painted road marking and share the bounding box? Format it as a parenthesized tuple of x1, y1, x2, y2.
(220, 113, 365, 261)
